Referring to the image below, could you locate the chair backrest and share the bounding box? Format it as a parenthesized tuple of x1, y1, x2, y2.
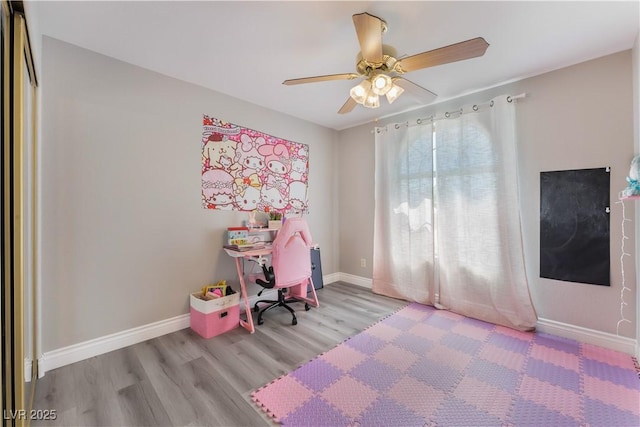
(271, 217, 313, 288)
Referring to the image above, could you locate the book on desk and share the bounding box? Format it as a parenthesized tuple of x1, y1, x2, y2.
(223, 242, 269, 252)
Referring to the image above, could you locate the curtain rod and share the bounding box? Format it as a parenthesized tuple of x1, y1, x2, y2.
(371, 93, 527, 133)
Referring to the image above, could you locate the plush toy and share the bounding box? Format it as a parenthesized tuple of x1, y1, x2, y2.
(622, 155, 640, 198)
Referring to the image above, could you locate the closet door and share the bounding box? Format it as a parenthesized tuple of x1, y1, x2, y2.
(2, 1, 38, 424)
(1, 0, 8, 419)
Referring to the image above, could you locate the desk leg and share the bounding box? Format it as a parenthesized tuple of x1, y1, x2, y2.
(235, 257, 255, 334)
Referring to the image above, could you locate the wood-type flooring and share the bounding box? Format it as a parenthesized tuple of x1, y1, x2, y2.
(32, 282, 407, 426)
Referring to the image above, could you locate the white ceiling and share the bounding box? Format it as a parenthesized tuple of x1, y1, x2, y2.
(32, 1, 639, 131)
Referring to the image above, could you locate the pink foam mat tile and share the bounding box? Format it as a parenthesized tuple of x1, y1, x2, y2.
(529, 343, 580, 372)
(583, 375, 640, 414)
(454, 376, 513, 419)
(518, 375, 582, 419)
(581, 343, 638, 370)
(387, 375, 447, 419)
(251, 376, 314, 422)
(319, 343, 368, 372)
(478, 343, 527, 372)
(364, 322, 404, 342)
(373, 344, 420, 372)
(451, 321, 494, 342)
(319, 376, 380, 419)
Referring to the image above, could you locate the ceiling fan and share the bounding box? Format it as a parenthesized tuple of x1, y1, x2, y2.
(283, 12, 489, 114)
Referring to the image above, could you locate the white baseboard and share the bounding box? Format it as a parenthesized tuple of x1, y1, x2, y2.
(323, 272, 341, 284)
(38, 271, 638, 376)
(336, 273, 372, 289)
(39, 313, 190, 376)
(536, 317, 637, 356)
(25, 359, 32, 382)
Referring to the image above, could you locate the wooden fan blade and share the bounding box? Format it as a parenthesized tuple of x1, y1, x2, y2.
(396, 37, 489, 73)
(394, 78, 437, 103)
(338, 97, 357, 114)
(352, 12, 384, 64)
(282, 73, 359, 85)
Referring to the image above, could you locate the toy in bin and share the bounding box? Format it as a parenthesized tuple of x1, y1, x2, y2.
(202, 280, 228, 300)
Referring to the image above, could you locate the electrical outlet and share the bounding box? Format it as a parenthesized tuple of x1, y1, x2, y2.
(360, 258, 366, 267)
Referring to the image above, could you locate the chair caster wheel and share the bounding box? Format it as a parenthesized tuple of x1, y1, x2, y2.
(253, 305, 259, 312)
(305, 303, 310, 311)
(258, 318, 264, 325)
(292, 318, 298, 325)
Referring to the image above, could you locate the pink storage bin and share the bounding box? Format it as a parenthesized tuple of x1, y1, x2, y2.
(190, 292, 239, 338)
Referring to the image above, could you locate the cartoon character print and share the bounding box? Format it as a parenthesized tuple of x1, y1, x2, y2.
(236, 134, 266, 178)
(261, 186, 288, 210)
(288, 181, 308, 212)
(258, 143, 290, 192)
(201, 115, 311, 213)
(202, 132, 241, 174)
(235, 185, 261, 211)
(290, 157, 307, 181)
(202, 169, 235, 210)
(233, 174, 261, 201)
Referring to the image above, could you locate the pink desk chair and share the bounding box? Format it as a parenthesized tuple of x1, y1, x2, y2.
(254, 217, 320, 325)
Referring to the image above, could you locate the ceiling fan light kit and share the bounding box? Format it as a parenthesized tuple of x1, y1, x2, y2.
(283, 12, 489, 114)
(349, 73, 404, 109)
(385, 80, 405, 104)
(371, 73, 392, 95)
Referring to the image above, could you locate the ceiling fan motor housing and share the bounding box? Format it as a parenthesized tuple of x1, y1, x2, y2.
(356, 45, 400, 77)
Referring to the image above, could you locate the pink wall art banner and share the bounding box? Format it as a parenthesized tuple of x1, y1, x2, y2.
(201, 115, 309, 213)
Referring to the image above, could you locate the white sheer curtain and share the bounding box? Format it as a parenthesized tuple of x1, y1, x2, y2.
(373, 95, 537, 330)
(373, 123, 434, 304)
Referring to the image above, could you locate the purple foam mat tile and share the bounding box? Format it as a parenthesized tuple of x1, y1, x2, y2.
(281, 396, 352, 427)
(407, 358, 463, 393)
(379, 313, 417, 331)
(466, 358, 521, 393)
(524, 358, 581, 391)
(583, 396, 640, 427)
(291, 358, 344, 393)
(440, 332, 484, 355)
(392, 332, 435, 355)
(582, 358, 640, 390)
(349, 358, 403, 392)
(407, 302, 435, 312)
(487, 331, 532, 355)
(533, 333, 581, 355)
(344, 331, 387, 355)
(424, 313, 459, 330)
(434, 396, 503, 427)
(509, 397, 581, 427)
(357, 396, 426, 427)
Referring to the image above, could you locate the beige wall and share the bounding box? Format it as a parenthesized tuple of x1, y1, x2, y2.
(633, 32, 640, 354)
(40, 37, 338, 352)
(338, 51, 636, 338)
(37, 35, 638, 352)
